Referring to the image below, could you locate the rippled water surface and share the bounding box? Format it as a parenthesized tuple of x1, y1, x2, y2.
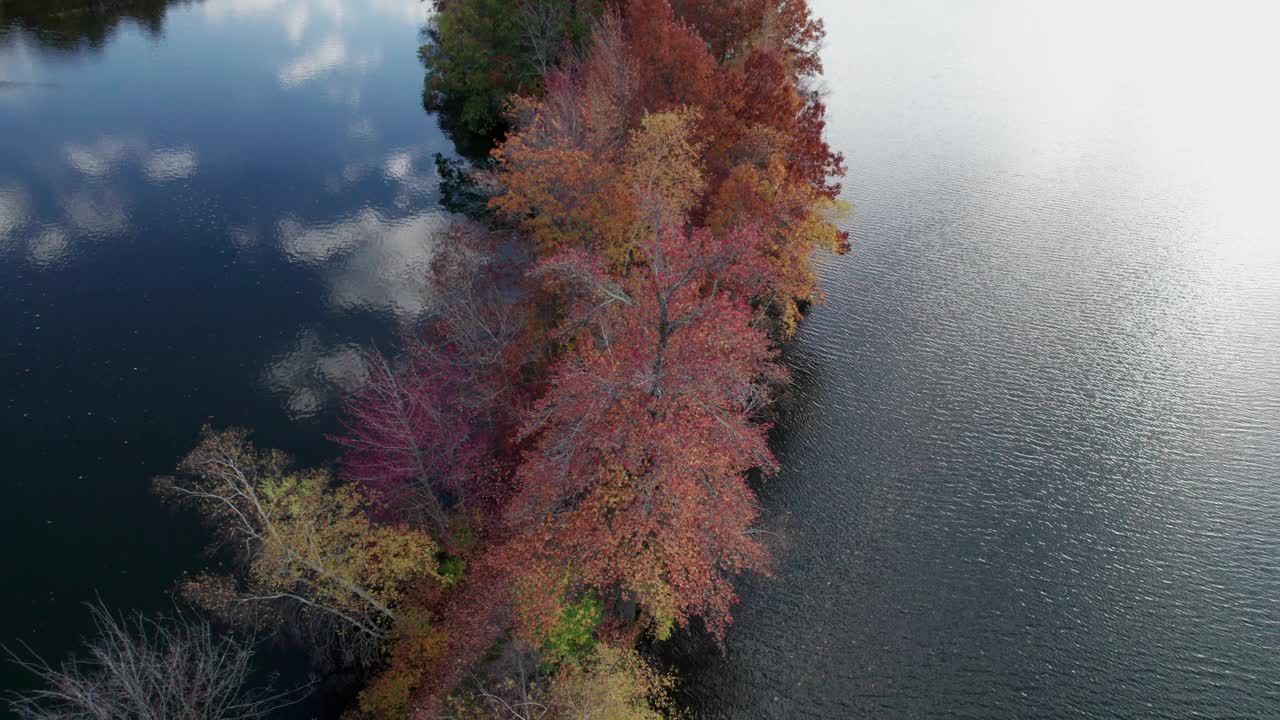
(674, 1, 1280, 718)
(3, 0, 1279, 718)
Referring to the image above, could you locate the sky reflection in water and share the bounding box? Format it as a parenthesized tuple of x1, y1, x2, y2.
(0, 2, 454, 711)
(1, 0, 449, 420)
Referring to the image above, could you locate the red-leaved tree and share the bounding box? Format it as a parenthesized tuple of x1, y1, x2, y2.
(332, 223, 528, 541)
(669, 0, 827, 80)
(503, 220, 786, 641)
(622, 0, 718, 118)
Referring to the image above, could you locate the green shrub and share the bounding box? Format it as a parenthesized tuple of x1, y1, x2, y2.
(542, 594, 603, 669)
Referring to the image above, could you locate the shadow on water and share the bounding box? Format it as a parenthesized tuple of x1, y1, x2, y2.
(0, 0, 198, 53)
(657, 325, 835, 711)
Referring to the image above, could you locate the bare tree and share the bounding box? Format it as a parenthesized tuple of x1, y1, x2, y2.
(6, 603, 309, 720)
(517, 0, 571, 80)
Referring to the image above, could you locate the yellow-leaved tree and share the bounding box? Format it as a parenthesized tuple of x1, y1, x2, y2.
(154, 427, 439, 662)
(545, 644, 675, 720)
(439, 643, 674, 720)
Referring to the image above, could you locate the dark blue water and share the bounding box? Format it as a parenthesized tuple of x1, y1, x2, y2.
(5, 1, 1280, 719)
(0, 0, 452, 712)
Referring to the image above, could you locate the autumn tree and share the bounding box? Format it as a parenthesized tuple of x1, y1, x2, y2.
(493, 80, 706, 268)
(423, 0, 603, 134)
(709, 47, 843, 198)
(155, 428, 439, 661)
(489, 2, 717, 260)
(622, 0, 718, 117)
(332, 221, 532, 537)
(618, 109, 706, 256)
(669, 0, 827, 80)
(488, 12, 635, 257)
(359, 550, 516, 718)
(488, 2, 847, 340)
(351, 606, 450, 720)
(425, 220, 533, 420)
(545, 643, 674, 720)
(436, 642, 672, 720)
(577, 10, 637, 154)
(698, 46, 848, 337)
(705, 152, 848, 337)
(337, 0, 851, 711)
(332, 349, 475, 539)
(505, 222, 785, 641)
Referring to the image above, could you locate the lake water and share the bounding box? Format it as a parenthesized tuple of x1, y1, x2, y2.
(671, 1, 1280, 718)
(0, 0, 451, 713)
(3, 1, 1279, 718)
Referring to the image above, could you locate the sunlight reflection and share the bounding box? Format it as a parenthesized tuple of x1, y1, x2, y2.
(383, 151, 412, 180)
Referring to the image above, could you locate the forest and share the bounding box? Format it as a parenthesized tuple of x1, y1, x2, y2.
(9, 0, 847, 717)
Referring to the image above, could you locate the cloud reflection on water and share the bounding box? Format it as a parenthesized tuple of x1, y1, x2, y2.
(278, 36, 348, 87)
(0, 184, 31, 249)
(263, 328, 371, 420)
(143, 148, 198, 181)
(1, 2, 458, 709)
(64, 135, 199, 182)
(3, 0, 451, 423)
(277, 206, 449, 320)
(62, 187, 130, 238)
(4, 134, 198, 266)
(203, 0, 442, 418)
